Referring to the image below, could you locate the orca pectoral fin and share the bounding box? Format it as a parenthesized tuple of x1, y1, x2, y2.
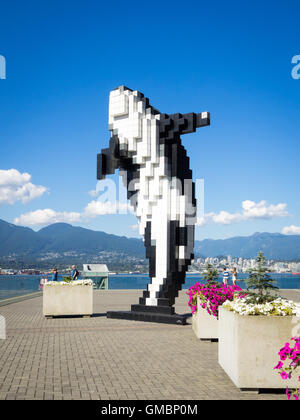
(196, 112, 210, 128)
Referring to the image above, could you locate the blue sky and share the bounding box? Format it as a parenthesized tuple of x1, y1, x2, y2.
(0, 0, 299, 240)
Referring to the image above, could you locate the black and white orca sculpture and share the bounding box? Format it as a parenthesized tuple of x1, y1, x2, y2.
(97, 86, 210, 324)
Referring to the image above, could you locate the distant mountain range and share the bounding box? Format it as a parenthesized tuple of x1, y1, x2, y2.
(0, 219, 300, 261)
(194, 232, 300, 260)
(0, 219, 145, 258)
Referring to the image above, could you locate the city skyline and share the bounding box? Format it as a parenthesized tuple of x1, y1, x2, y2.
(0, 1, 299, 241)
(194, 256, 300, 274)
(2, 255, 300, 275)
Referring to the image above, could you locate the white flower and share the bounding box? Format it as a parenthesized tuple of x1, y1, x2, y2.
(223, 297, 300, 316)
(46, 279, 93, 286)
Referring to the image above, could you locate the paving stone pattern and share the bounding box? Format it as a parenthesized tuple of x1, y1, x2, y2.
(1, 289, 299, 400)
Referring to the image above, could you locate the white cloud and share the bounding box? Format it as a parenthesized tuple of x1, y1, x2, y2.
(14, 209, 82, 227)
(197, 200, 289, 226)
(211, 210, 243, 225)
(88, 189, 99, 198)
(196, 212, 216, 227)
(0, 169, 31, 186)
(0, 169, 47, 205)
(282, 225, 300, 235)
(241, 200, 288, 220)
(14, 199, 134, 227)
(83, 200, 133, 217)
(13, 196, 289, 229)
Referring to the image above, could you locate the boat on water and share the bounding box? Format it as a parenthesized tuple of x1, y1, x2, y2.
(292, 273, 300, 275)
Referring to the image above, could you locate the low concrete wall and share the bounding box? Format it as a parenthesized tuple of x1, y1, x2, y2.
(43, 284, 93, 316)
(0, 292, 42, 307)
(0, 315, 5, 339)
(192, 296, 218, 340)
(218, 306, 299, 389)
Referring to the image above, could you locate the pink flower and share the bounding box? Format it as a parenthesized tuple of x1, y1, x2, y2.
(279, 351, 288, 361)
(187, 281, 246, 317)
(280, 371, 289, 380)
(277, 337, 300, 400)
(273, 361, 283, 370)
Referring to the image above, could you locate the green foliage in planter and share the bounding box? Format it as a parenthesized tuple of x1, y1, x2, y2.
(62, 276, 72, 283)
(202, 263, 219, 285)
(245, 251, 279, 304)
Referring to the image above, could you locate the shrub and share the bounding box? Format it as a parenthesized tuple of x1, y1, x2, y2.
(245, 251, 279, 304)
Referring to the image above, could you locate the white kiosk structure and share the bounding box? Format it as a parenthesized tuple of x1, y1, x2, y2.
(82, 264, 109, 290)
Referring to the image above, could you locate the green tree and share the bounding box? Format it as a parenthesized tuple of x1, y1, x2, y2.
(202, 263, 219, 285)
(245, 251, 279, 303)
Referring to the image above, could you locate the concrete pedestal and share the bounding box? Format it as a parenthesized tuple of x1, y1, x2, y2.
(107, 310, 187, 325)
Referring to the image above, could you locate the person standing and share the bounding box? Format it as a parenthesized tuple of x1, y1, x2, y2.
(39, 277, 48, 290)
(222, 267, 229, 285)
(71, 265, 79, 280)
(232, 267, 237, 286)
(51, 268, 58, 282)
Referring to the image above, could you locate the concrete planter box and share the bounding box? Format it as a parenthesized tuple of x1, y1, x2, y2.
(43, 283, 93, 317)
(218, 306, 299, 390)
(192, 296, 218, 340)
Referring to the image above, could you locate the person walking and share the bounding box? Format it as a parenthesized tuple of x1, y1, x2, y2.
(222, 267, 229, 285)
(71, 265, 79, 280)
(232, 267, 237, 286)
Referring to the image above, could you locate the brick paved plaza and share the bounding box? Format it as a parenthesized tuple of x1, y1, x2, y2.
(1, 289, 299, 400)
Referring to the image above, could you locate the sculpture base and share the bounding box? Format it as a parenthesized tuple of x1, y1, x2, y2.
(106, 310, 187, 325)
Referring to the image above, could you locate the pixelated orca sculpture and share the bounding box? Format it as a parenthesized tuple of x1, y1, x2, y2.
(97, 86, 210, 324)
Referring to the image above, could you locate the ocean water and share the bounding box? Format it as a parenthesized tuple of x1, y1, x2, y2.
(0, 273, 300, 301)
(108, 273, 300, 291)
